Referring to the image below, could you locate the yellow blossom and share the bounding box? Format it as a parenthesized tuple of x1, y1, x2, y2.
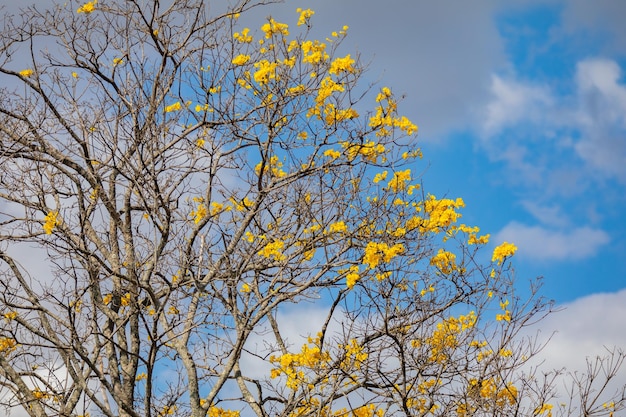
(327, 221, 347, 234)
(113, 58, 124, 66)
(261, 18, 289, 38)
(253, 60, 278, 85)
(430, 249, 458, 274)
(329, 54, 355, 75)
(373, 171, 388, 184)
(301, 40, 328, 64)
(43, 211, 59, 235)
(296, 8, 315, 26)
(165, 102, 182, 113)
(120, 293, 131, 307)
(191, 204, 207, 224)
(534, 404, 553, 417)
(19, 69, 34, 77)
(492, 242, 517, 265)
(496, 310, 511, 322)
(4, 311, 17, 321)
(258, 239, 286, 261)
(233, 28, 253, 43)
(0, 337, 17, 353)
(76, 0, 96, 14)
(362, 241, 404, 269)
(232, 54, 250, 66)
(346, 265, 360, 288)
(255, 155, 286, 178)
(241, 283, 251, 293)
(387, 169, 411, 192)
(323, 149, 341, 159)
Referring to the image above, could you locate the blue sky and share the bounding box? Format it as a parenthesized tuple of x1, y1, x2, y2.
(260, 0, 626, 304)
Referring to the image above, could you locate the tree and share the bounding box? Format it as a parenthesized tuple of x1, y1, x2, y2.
(0, 1, 624, 417)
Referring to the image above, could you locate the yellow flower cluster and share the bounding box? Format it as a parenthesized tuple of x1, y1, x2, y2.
(323, 149, 341, 159)
(120, 292, 131, 307)
(232, 54, 250, 66)
(255, 155, 286, 178)
(415, 196, 465, 234)
(496, 299, 511, 322)
(296, 8, 315, 26)
(164, 101, 181, 113)
(369, 87, 418, 137)
(387, 169, 411, 192)
(350, 405, 384, 417)
(43, 211, 59, 235)
(4, 311, 18, 320)
(362, 241, 404, 269)
(301, 40, 329, 65)
(342, 141, 386, 163)
(19, 69, 34, 77)
(307, 77, 344, 119)
(258, 239, 286, 261)
(430, 249, 458, 274)
(159, 405, 177, 416)
(261, 18, 289, 38)
(341, 339, 368, 369)
(328, 54, 355, 75)
(492, 242, 517, 265)
(269, 335, 330, 389)
(233, 28, 253, 43)
(458, 224, 491, 245)
(230, 196, 254, 211)
(207, 406, 240, 417)
(0, 337, 17, 353)
(426, 312, 476, 363)
(327, 221, 348, 234)
(322, 104, 359, 125)
(32, 388, 52, 400)
(190, 203, 207, 224)
(468, 378, 518, 408)
(76, 0, 96, 14)
(345, 265, 360, 289)
(534, 404, 553, 417)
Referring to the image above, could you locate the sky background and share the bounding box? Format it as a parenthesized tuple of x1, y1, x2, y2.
(1, 0, 625, 412)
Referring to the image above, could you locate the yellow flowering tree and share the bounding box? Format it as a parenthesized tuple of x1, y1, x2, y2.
(0, 1, 624, 417)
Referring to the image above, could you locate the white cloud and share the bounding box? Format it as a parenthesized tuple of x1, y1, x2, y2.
(524, 289, 626, 403)
(574, 58, 626, 181)
(479, 57, 626, 188)
(521, 201, 570, 228)
(483, 75, 553, 136)
(494, 221, 609, 261)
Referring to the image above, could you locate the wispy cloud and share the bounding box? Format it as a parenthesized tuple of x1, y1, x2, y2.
(574, 58, 626, 182)
(480, 58, 626, 185)
(526, 287, 626, 378)
(483, 74, 553, 136)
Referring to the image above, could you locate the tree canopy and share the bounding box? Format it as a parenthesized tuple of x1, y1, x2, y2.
(0, 1, 624, 417)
